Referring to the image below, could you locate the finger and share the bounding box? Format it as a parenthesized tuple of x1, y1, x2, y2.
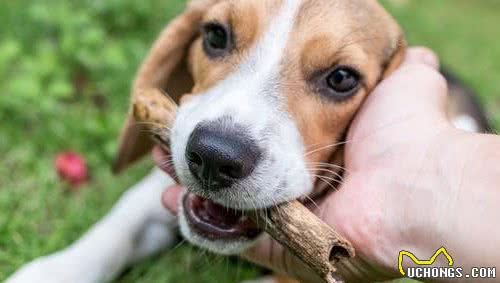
(392, 46, 446, 101)
(161, 185, 183, 214)
(362, 47, 449, 123)
(395, 65, 448, 117)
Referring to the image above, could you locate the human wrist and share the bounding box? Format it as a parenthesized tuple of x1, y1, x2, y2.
(391, 127, 470, 271)
(399, 129, 500, 282)
(437, 130, 500, 268)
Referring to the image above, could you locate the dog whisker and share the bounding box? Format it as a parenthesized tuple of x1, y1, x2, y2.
(307, 168, 344, 182)
(304, 140, 332, 152)
(304, 140, 350, 157)
(158, 161, 175, 168)
(301, 194, 320, 211)
(312, 174, 343, 185)
(157, 159, 175, 169)
(307, 161, 347, 170)
(308, 166, 348, 177)
(314, 175, 340, 192)
(307, 163, 346, 173)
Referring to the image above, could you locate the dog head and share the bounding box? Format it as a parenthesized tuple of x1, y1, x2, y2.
(115, 0, 406, 254)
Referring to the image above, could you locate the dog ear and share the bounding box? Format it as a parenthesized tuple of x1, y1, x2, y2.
(112, 0, 217, 174)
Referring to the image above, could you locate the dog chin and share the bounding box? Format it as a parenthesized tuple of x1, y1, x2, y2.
(177, 167, 313, 254)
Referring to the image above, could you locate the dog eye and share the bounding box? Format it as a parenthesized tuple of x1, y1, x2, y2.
(202, 22, 232, 58)
(326, 67, 360, 94)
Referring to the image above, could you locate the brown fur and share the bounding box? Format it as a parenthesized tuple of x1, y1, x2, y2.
(114, 1, 405, 281)
(115, 0, 405, 175)
(113, 0, 220, 172)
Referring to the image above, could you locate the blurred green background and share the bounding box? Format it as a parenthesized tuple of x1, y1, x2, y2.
(0, 0, 499, 282)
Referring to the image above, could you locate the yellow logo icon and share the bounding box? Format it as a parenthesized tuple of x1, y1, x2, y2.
(398, 247, 454, 276)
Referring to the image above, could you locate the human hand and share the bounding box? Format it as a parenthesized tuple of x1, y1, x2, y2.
(157, 47, 464, 282)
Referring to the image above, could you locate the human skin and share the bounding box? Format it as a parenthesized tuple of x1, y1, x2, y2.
(156, 48, 500, 282)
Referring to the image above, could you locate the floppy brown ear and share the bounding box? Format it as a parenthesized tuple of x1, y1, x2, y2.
(112, 0, 217, 174)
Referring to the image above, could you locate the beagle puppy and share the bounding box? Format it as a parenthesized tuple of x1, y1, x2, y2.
(116, 0, 408, 258)
(7, 0, 489, 283)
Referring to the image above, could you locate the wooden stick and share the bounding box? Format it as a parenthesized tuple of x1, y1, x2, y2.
(132, 88, 355, 283)
(251, 202, 354, 283)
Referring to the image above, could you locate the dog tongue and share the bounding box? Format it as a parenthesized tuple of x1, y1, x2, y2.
(185, 193, 261, 239)
(202, 198, 241, 227)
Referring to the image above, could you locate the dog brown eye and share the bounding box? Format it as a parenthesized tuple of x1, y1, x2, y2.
(326, 67, 360, 94)
(202, 22, 232, 58)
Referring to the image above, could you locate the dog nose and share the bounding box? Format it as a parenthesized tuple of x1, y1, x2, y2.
(185, 124, 260, 188)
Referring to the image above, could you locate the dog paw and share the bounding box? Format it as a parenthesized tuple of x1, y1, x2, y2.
(6, 252, 101, 283)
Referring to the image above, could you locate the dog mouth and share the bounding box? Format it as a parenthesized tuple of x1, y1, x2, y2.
(182, 193, 261, 240)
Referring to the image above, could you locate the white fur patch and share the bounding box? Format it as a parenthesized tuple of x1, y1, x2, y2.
(171, 0, 310, 209)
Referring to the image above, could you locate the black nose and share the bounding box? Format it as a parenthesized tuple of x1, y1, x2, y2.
(185, 123, 261, 189)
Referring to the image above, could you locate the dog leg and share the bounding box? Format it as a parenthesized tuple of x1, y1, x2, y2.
(6, 168, 177, 283)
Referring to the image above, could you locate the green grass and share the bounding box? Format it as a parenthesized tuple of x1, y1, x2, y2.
(383, 0, 500, 129)
(0, 0, 499, 282)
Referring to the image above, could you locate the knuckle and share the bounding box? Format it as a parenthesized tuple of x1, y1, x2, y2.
(402, 64, 448, 92)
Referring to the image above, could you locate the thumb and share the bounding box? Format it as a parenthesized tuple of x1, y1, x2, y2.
(353, 47, 449, 132)
(384, 47, 448, 112)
